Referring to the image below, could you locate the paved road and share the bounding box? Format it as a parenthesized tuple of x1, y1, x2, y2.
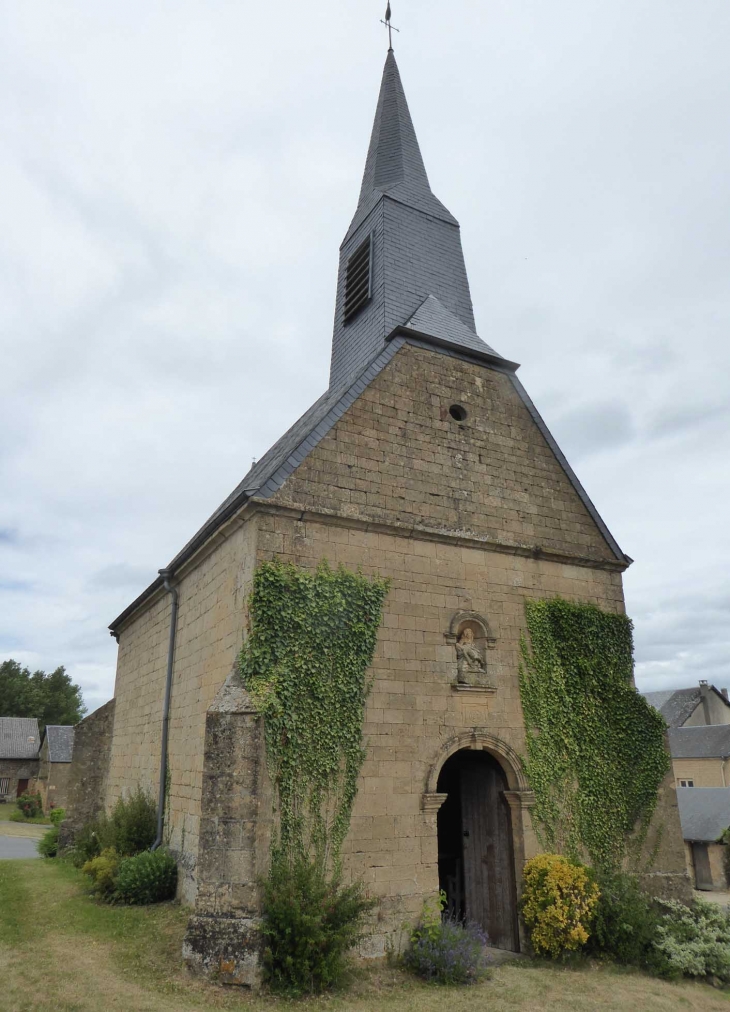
(0, 835, 39, 859)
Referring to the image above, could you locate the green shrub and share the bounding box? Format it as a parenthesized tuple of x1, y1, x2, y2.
(114, 849, 177, 905)
(69, 788, 156, 866)
(70, 818, 104, 866)
(520, 853, 600, 959)
(82, 848, 121, 899)
(586, 871, 662, 970)
(105, 788, 156, 857)
(653, 897, 730, 982)
(8, 809, 25, 823)
(261, 855, 374, 995)
(403, 910, 491, 984)
(16, 792, 42, 819)
(37, 826, 59, 858)
(49, 807, 66, 827)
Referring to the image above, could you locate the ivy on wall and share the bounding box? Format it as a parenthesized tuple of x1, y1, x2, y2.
(239, 560, 389, 866)
(519, 597, 670, 872)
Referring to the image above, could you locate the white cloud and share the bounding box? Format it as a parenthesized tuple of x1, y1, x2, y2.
(1, 0, 729, 708)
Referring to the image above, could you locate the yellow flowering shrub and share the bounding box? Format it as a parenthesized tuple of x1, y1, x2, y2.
(520, 854, 600, 958)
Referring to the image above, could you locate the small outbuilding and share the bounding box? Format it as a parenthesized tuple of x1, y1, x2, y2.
(676, 786, 730, 891)
(37, 725, 75, 813)
(0, 717, 40, 804)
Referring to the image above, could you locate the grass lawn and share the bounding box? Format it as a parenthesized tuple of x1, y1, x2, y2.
(0, 818, 48, 839)
(0, 806, 51, 826)
(1, 858, 729, 1012)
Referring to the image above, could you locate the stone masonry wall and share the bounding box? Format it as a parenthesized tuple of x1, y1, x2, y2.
(58, 699, 115, 848)
(0, 758, 38, 803)
(270, 343, 619, 565)
(253, 507, 634, 952)
(183, 672, 272, 986)
(37, 760, 74, 814)
(106, 516, 258, 902)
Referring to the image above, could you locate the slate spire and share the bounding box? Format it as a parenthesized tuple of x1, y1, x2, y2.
(329, 52, 501, 391)
(346, 51, 456, 239)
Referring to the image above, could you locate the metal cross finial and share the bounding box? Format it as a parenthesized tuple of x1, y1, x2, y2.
(380, 2, 399, 51)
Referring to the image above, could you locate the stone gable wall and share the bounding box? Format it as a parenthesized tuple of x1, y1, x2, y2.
(270, 344, 619, 564)
(253, 507, 631, 951)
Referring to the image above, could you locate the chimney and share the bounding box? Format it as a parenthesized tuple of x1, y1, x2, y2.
(722, 688, 729, 703)
(699, 680, 712, 724)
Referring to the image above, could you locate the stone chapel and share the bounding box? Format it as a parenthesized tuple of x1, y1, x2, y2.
(61, 47, 688, 981)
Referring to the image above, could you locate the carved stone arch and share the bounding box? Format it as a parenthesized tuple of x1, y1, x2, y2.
(446, 611, 494, 642)
(425, 729, 529, 794)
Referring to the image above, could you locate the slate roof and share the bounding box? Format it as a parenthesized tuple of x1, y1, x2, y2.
(644, 685, 730, 727)
(404, 296, 502, 358)
(0, 717, 40, 759)
(645, 687, 702, 727)
(676, 787, 730, 842)
(345, 50, 458, 241)
(44, 725, 75, 763)
(668, 725, 730, 759)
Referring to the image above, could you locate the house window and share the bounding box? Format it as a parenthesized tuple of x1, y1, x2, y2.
(678, 779, 695, 788)
(343, 234, 373, 322)
(0, 778, 9, 795)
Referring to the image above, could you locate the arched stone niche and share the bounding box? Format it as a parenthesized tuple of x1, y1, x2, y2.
(444, 611, 496, 687)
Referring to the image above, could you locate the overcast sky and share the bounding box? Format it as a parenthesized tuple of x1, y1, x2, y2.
(1, 1, 728, 715)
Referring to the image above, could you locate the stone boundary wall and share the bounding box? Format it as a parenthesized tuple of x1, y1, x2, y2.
(58, 699, 116, 849)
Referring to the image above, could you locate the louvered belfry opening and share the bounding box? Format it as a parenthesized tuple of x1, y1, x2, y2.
(343, 234, 372, 322)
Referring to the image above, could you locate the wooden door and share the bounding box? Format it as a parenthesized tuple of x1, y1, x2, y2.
(692, 843, 713, 890)
(16, 779, 29, 798)
(460, 754, 519, 950)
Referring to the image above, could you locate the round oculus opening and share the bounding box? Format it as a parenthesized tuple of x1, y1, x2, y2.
(449, 404, 468, 422)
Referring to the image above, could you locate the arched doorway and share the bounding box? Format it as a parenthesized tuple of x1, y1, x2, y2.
(437, 749, 519, 951)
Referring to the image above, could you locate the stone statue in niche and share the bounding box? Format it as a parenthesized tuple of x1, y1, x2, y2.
(455, 627, 487, 684)
(444, 611, 497, 689)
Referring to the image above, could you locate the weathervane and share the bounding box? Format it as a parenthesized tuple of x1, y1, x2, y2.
(380, 2, 400, 51)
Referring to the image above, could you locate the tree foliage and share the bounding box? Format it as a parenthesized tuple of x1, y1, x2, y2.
(519, 597, 670, 872)
(0, 659, 86, 730)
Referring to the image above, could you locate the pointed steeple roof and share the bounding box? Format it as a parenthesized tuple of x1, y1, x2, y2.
(330, 51, 501, 390)
(346, 51, 457, 241)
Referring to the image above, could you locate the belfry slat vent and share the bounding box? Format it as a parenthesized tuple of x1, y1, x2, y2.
(344, 235, 372, 322)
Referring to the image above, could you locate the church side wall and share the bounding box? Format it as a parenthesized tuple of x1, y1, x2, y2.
(255, 508, 627, 953)
(107, 516, 257, 903)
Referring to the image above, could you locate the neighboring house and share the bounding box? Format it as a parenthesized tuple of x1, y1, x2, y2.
(36, 725, 75, 813)
(0, 717, 40, 803)
(676, 787, 730, 891)
(667, 725, 730, 789)
(645, 680, 730, 728)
